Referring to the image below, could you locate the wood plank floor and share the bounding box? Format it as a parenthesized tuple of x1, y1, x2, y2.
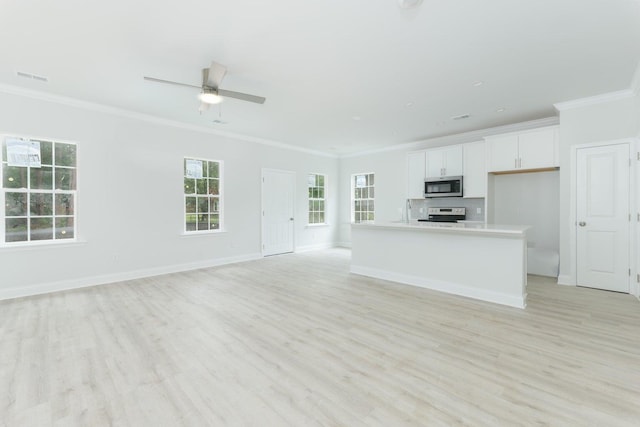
(1, 248, 640, 426)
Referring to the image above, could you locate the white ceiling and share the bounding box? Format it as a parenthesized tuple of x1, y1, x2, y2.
(1, 0, 639, 155)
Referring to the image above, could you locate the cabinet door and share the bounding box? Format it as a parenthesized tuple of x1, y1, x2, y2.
(463, 141, 486, 198)
(425, 149, 445, 178)
(518, 128, 558, 170)
(407, 151, 426, 198)
(486, 134, 519, 172)
(443, 145, 463, 176)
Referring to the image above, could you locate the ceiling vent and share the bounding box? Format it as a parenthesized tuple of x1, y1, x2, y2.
(16, 71, 48, 83)
(451, 114, 470, 121)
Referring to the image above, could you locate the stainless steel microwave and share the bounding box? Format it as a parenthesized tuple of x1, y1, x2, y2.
(424, 175, 463, 198)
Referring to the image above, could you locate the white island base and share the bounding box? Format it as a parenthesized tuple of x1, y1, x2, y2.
(350, 222, 529, 308)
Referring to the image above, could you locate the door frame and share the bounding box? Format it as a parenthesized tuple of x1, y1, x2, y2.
(261, 168, 296, 257)
(569, 139, 637, 296)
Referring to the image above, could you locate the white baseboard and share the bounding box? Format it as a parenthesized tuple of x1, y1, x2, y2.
(0, 252, 262, 301)
(350, 265, 526, 309)
(557, 274, 574, 286)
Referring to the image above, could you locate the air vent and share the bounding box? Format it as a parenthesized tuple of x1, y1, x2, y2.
(212, 119, 228, 125)
(16, 71, 49, 82)
(451, 114, 470, 121)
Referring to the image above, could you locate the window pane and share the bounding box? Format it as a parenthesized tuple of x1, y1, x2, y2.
(355, 188, 361, 199)
(5, 192, 27, 216)
(6, 218, 27, 242)
(30, 217, 53, 241)
(197, 197, 209, 213)
(210, 197, 219, 213)
(55, 143, 77, 167)
(308, 212, 314, 223)
(369, 200, 375, 211)
(308, 200, 314, 212)
(185, 197, 196, 213)
(55, 194, 74, 216)
(355, 212, 361, 223)
(314, 200, 320, 211)
(196, 179, 207, 194)
(55, 168, 76, 190)
(319, 201, 324, 212)
(368, 174, 374, 185)
(40, 141, 53, 165)
(30, 166, 53, 190)
(30, 193, 53, 216)
(185, 214, 197, 231)
(318, 175, 324, 186)
(308, 187, 313, 198)
(210, 214, 219, 230)
(319, 188, 324, 199)
(319, 212, 325, 223)
(369, 187, 375, 198)
(362, 188, 369, 199)
(55, 217, 74, 239)
(209, 179, 219, 195)
(197, 215, 209, 230)
(367, 212, 374, 221)
(184, 178, 195, 194)
(208, 162, 219, 179)
(3, 165, 27, 189)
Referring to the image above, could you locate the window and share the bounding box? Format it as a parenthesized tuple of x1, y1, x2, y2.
(352, 173, 374, 223)
(184, 158, 223, 232)
(1, 136, 77, 244)
(308, 173, 326, 225)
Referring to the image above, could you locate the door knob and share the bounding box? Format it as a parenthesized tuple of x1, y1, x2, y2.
(578, 221, 586, 227)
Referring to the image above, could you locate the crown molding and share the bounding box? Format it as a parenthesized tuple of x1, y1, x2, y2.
(340, 116, 559, 158)
(553, 89, 635, 112)
(0, 83, 338, 159)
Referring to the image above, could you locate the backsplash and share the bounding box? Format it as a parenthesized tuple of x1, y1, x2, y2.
(409, 198, 485, 222)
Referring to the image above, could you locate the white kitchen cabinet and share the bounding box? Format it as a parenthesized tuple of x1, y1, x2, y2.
(463, 141, 486, 198)
(486, 126, 559, 173)
(407, 150, 426, 199)
(425, 145, 463, 178)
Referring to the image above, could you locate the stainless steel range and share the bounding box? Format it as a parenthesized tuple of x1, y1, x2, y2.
(418, 207, 466, 223)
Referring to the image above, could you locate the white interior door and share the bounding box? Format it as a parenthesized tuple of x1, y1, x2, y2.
(262, 169, 295, 256)
(576, 143, 630, 292)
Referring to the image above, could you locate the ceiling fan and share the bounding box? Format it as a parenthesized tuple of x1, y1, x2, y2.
(144, 61, 266, 112)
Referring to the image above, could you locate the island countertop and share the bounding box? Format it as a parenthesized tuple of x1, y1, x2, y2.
(351, 220, 530, 237)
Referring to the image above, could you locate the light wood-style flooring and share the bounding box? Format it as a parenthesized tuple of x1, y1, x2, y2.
(1, 248, 640, 426)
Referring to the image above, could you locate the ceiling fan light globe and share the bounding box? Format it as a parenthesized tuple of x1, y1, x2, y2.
(199, 92, 223, 104)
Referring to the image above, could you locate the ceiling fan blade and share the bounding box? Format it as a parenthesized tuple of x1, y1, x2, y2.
(218, 89, 266, 104)
(143, 76, 201, 89)
(206, 62, 227, 89)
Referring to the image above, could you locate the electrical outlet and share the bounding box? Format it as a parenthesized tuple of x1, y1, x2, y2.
(476, 207, 482, 214)
(419, 208, 424, 214)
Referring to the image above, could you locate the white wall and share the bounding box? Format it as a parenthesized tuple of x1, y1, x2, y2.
(491, 171, 560, 276)
(0, 92, 339, 299)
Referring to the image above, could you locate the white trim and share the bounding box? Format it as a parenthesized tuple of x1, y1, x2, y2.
(350, 265, 526, 309)
(553, 89, 635, 111)
(556, 274, 574, 286)
(0, 83, 337, 159)
(340, 117, 559, 158)
(0, 252, 262, 301)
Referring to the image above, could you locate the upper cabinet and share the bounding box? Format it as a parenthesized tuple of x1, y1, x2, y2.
(407, 151, 426, 199)
(485, 126, 559, 173)
(425, 145, 463, 178)
(462, 141, 486, 198)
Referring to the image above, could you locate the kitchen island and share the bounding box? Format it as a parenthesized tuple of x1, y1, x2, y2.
(350, 221, 530, 308)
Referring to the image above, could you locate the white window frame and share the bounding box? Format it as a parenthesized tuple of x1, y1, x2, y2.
(1, 135, 78, 246)
(307, 173, 327, 225)
(351, 172, 375, 223)
(183, 157, 224, 234)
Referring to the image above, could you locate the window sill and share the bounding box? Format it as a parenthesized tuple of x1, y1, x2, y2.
(180, 229, 227, 237)
(305, 223, 330, 228)
(0, 239, 87, 251)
